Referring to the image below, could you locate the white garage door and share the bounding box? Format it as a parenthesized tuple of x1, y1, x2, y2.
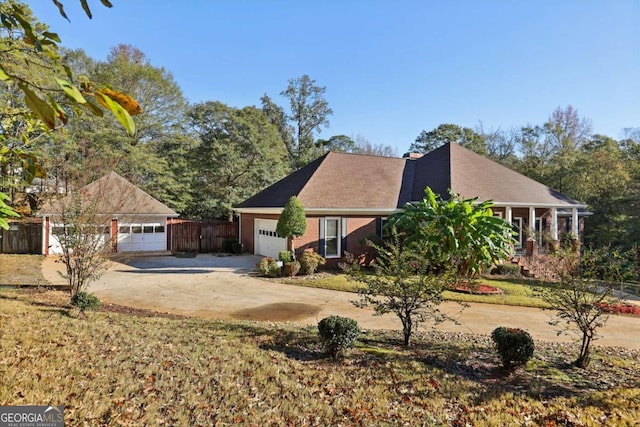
(255, 219, 286, 258)
(48, 225, 110, 255)
(117, 224, 166, 252)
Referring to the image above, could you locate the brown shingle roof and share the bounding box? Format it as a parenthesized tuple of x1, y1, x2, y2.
(39, 172, 178, 216)
(236, 143, 584, 210)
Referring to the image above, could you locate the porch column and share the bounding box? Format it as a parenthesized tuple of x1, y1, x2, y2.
(505, 206, 512, 224)
(572, 207, 579, 237)
(550, 207, 558, 240)
(528, 207, 536, 239)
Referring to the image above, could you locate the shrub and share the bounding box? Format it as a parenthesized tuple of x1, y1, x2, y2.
(257, 257, 280, 277)
(278, 250, 294, 263)
(71, 291, 101, 313)
(318, 316, 360, 359)
(231, 242, 243, 254)
(221, 239, 236, 253)
(491, 326, 535, 369)
(283, 260, 301, 277)
(300, 251, 326, 275)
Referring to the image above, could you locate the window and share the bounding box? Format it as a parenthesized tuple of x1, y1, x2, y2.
(119, 226, 130, 234)
(154, 225, 165, 233)
(143, 225, 154, 233)
(324, 218, 340, 258)
(131, 226, 142, 234)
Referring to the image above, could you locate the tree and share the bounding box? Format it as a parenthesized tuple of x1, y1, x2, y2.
(353, 134, 398, 157)
(44, 44, 194, 213)
(276, 196, 306, 257)
(476, 123, 518, 167)
(410, 124, 486, 155)
(386, 187, 516, 277)
(316, 135, 357, 154)
(535, 247, 637, 368)
(187, 101, 289, 220)
(269, 74, 333, 168)
(0, 1, 139, 224)
(47, 173, 117, 298)
(345, 230, 452, 346)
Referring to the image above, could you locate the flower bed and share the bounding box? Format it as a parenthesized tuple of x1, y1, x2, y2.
(597, 302, 640, 316)
(453, 283, 504, 295)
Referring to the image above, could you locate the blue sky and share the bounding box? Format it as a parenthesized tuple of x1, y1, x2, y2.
(28, 1, 639, 154)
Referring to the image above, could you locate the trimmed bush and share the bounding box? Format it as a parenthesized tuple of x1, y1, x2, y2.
(283, 260, 301, 277)
(300, 251, 326, 275)
(231, 242, 243, 254)
(221, 239, 236, 253)
(257, 257, 280, 277)
(491, 326, 535, 369)
(318, 316, 360, 359)
(279, 251, 294, 263)
(71, 291, 101, 313)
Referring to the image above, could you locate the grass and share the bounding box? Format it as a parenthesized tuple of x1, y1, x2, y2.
(0, 288, 639, 426)
(278, 272, 551, 308)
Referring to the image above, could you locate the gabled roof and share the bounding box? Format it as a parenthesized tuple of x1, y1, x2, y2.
(236, 143, 584, 211)
(412, 143, 583, 206)
(39, 172, 179, 216)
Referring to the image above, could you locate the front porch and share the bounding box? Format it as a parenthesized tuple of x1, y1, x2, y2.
(493, 205, 584, 256)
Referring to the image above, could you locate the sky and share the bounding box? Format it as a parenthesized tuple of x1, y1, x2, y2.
(28, 0, 640, 154)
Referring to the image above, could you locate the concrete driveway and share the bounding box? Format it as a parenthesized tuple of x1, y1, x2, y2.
(43, 254, 640, 349)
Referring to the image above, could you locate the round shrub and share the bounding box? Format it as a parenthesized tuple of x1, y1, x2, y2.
(491, 326, 535, 369)
(278, 250, 294, 263)
(71, 291, 101, 313)
(300, 251, 326, 275)
(257, 257, 280, 277)
(284, 260, 301, 277)
(318, 315, 360, 359)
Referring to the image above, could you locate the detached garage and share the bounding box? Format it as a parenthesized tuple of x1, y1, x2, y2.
(39, 172, 179, 255)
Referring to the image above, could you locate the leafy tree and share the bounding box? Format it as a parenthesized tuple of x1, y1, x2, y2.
(535, 247, 637, 368)
(0, 1, 138, 223)
(410, 124, 486, 155)
(345, 230, 453, 346)
(264, 74, 333, 168)
(476, 123, 518, 167)
(187, 101, 289, 220)
(316, 135, 357, 154)
(276, 196, 306, 257)
(386, 187, 516, 277)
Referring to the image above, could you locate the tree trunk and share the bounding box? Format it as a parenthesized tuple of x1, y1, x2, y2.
(402, 316, 412, 346)
(576, 332, 592, 368)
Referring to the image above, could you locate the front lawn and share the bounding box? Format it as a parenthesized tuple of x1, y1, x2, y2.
(277, 273, 551, 308)
(0, 289, 638, 426)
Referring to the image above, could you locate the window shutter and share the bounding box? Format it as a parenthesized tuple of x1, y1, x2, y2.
(319, 218, 325, 257)
(376, 217, 382, 239)
(341, 217, 348, 255)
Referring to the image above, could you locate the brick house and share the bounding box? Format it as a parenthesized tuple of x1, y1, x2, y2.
(235, 142, 586, 264)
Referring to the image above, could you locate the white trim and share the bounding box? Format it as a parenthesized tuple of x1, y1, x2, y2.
(491, 202, 587, 209)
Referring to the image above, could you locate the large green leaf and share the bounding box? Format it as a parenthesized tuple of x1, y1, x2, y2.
(56, 78, 87, 104)
(96, 92, 136, 137)
(18, 83, 56, 129)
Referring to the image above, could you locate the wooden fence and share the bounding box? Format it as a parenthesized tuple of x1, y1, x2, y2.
(0, 220, 42, 254)
(170, 219, 238, 253)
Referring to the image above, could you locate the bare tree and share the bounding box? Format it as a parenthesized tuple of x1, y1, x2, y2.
(45, 172, 128, 298)
(354, 134, 398, 157)
(536, 247, 636, 368)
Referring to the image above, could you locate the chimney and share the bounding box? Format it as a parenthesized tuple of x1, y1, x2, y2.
(402, 152, 423, 159)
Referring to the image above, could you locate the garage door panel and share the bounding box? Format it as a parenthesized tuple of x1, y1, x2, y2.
(255, 219, 286, 258)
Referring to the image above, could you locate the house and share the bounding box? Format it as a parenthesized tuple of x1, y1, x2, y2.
(39, 172, 179, 255)
(235, 142, 586, 263)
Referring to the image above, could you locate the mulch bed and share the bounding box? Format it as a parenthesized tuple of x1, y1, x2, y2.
(452, 283, 504, 295)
